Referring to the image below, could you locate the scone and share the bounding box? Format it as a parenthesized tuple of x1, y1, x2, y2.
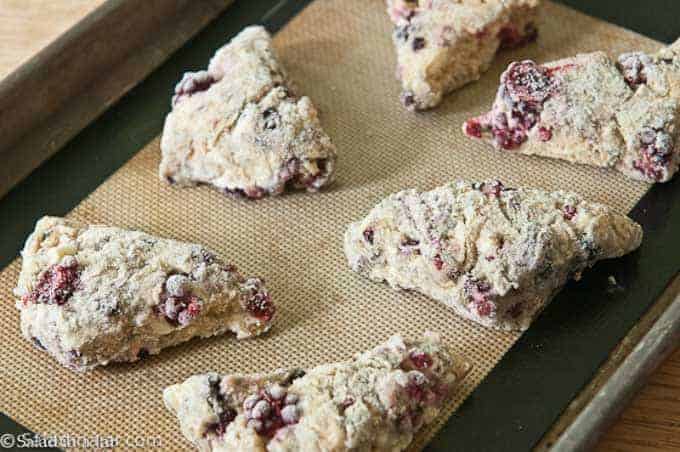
(160, 26, 337, 199)
(463, 39, 680, 183)
(14, 217, 275, 371)
(387, 0, 541, 111)
(163, 332, 469, 451)
(344, 181, 642, 331)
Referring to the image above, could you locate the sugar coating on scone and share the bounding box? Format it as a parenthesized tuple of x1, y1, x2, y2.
(160, 26, 337, 199)
(344, 181, 642, 331)
(464, 39, 680, 183)
(14, 217, 275, 371)
(163, 332, 469, 452)
(387, 0, 541, 111)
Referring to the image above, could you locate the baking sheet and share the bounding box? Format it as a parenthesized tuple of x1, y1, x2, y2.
(0, 1, 663, 450)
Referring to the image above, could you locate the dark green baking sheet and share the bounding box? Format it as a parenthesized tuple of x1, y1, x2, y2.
(1, 1, 678, 451)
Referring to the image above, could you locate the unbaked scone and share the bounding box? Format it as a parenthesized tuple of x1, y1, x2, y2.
(160, 26, 337, 199)
(163, 332, 469, 451)
(344, 181, 642, 331)
(14, 217, 275, 371)
(387, 0, 542, 111)
(463, 39, 680, 183)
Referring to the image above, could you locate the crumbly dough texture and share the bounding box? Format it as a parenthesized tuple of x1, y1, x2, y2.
(464, 39, 680, 183)
(164, 332, 469, 452)
(159, 26, 337, 198)
(14, 217, 275, 371)
(386, 0, 541, 110)
(344, 180, 642, 331)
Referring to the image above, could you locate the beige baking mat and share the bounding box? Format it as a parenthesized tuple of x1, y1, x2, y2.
(0, 1, 662, 450)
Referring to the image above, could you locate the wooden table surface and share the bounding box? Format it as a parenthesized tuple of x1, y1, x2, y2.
(0, 1, 678, 451)
(595, 348, 680, 451)
(0, 0, 106, 80)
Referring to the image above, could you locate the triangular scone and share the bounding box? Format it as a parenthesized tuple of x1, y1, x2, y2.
(344, 181, 642, 331)
(463, 39, 680, 183)
(387, 0, 541, 111)
(160, 26, 337, 199)
(163, 333, 469, 452)
(14, 217, 275, 371)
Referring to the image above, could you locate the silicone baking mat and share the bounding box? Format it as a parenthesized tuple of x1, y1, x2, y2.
(0, 0, 663, 449)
